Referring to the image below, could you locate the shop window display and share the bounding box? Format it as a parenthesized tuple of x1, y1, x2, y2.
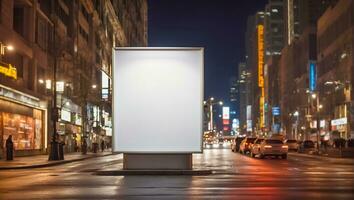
(1, 112, 42, 150)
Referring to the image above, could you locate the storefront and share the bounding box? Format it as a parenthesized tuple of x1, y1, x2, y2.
(331, 117, 348, 139)
(57, 95, 82, 153)
(0, 84, 47, 158)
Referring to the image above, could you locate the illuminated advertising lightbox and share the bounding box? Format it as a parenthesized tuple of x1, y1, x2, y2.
(223, 119, 230, 125)
(232, 118, 239, 131)
(101, 71, 110, 100)
(246, 105, 252, 120)
(247, 120, 252, 132)
(113, 48, 204, 153)
(272, 107, 280, 116)
(222, 107, 230, 119)
(309, 61, 316, 91)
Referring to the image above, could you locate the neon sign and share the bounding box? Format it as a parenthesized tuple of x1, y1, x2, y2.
(0, 62, 17, 79)
(309, 61, 316, 91)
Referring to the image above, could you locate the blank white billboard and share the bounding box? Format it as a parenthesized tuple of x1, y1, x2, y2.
(113, 48, 204, 153)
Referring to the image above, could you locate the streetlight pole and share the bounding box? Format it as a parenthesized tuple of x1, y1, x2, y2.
(312, 92, 321, 154)
(48, 19, 60, 161)
(204, 97, 223, 132)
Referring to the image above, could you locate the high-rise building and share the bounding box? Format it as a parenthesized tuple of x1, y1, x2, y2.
(238, 62, 251, 134)
(278, 0, 336, 139)
(229, 76, 238, 104)
(284, 0, 337, 45)
(245, 12, 265, 135)
(0, 0, 147, 158)
(264, 0, 285, 56)
(317, 0, 353, 140)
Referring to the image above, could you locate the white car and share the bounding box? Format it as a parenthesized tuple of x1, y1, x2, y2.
(253, 139, 288, 159)
(285, 139, 298, 151)
(250, 138, 264, 157)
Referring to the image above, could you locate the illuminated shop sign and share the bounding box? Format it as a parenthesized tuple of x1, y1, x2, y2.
(272, 107, 280, 116)
(331, 118, 347, 126)
(309, 61, 316, 91)
(61, 109, 71, 122)
(0, 62, 17, 79)
(56, 81, 65, 92)
(0, 84, 40, 107)
(75, 114, 82, 125)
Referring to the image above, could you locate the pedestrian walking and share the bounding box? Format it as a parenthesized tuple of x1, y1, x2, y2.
(101, 140, 105, 152)
(74, 140, 79, 152)
(6, 135, 14, 161)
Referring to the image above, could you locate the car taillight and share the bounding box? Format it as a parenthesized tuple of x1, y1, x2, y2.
(282, 145, 288, 148)
(264, 145, 272, 148)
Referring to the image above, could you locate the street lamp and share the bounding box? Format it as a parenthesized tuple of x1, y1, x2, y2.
(0, 42, 14, 56)
(205, 97, 223, 132)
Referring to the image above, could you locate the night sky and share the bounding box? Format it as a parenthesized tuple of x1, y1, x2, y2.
(148, 0, 267, 111)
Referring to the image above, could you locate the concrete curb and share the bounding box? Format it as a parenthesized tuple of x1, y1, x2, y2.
(94, 169, 213, 176)
(289, 152, 354, 164)
(0, 153, 113, 170)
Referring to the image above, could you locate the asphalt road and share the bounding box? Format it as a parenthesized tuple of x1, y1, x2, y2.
(0, 145, 353, 200)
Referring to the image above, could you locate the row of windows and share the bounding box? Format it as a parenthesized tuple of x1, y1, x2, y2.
(36, 16, 53, 52)
(79, 25, 89, 43)
(318, 44, 351, 77)
(318, 7, 352, 51)
(57, 4, 69, 27)
(81, 4, 90, 22)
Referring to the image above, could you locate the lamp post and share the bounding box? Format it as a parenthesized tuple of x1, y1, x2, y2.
(311, 92, 323, 154)
(204, 97, 223, 133)
(293, 110, 299, 140)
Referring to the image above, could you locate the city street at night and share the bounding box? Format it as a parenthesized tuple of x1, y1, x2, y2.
(0, 0, 353, 199)
(0, 148, 353, 199)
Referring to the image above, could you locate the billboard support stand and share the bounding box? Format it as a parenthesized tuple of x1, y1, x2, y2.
(123, 154, 192, 170)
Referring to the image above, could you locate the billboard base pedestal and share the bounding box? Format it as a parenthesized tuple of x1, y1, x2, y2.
(123, 153, 192, 170)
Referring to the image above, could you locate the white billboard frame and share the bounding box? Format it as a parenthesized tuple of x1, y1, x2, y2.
(112, 47, 204, 154)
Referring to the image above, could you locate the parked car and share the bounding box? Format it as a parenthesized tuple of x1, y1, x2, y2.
(231, 137, 245, 152)
(285, 139, 298, 151)
(298, 140, 315, 153)
(250, 138, 264, 157)
(253, 139, 288, 159)
(239, 137, 257, 154)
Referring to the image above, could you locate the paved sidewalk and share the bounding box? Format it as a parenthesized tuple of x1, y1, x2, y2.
(289, 152, 354, 165)
(0, 151, 113, 170)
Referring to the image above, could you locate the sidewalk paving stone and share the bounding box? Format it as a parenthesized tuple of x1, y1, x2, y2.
(0, 151, 113, 170)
